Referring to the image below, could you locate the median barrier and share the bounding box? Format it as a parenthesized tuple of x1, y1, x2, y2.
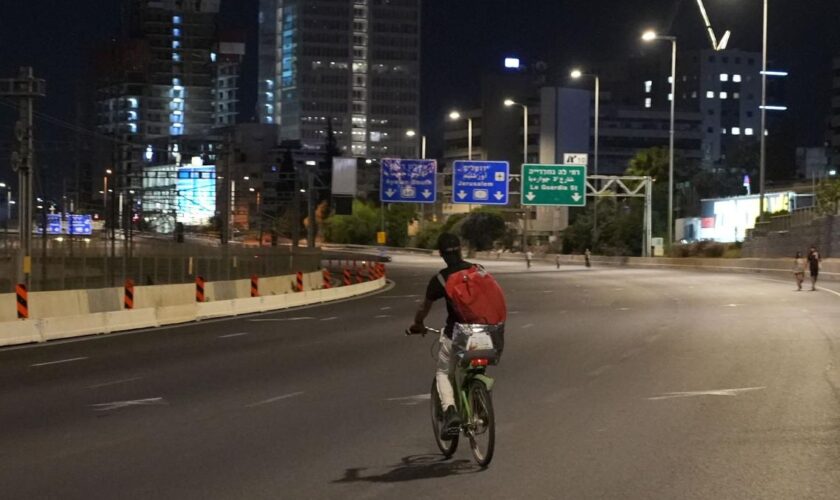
(40, 313, 108, 341)
(0, 320, 41, 347)
(0, 272, 386, 348)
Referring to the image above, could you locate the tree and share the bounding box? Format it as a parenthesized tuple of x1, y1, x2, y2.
(322, 200, 379, 244)
(816, 178, 840, 215)
(460, 211, 507, 251)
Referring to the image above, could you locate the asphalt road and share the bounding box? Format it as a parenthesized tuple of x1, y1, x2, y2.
(2, 255, 840, 499)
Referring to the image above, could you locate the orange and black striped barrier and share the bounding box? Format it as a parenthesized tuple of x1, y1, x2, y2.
(295, 271, 304, 292)
(342, 268, 352, 286)
(377, 263, 386, 279)
(369, 262, 378, 280)
(356, 264, 366, 284)
(124, 279, 135, 310)
(195, 276, 206, 303)
(322, 269, 332, 289)
(16, 283, 28, 319)
(250, 275, 260, 297)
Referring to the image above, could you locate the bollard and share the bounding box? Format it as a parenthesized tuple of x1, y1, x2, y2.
(195, 276, 206, 303)
(343, 268, 352, 286)
(250, 275, 259, 298)
(296, 271, 304, 292)
(16, 283, 28, 319)
(322, 269, 332, 289)
(124, 279, 135, 310)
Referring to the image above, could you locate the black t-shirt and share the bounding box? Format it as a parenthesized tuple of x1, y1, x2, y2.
(808, 251, 820, 272)
(425, 260, 473, 338)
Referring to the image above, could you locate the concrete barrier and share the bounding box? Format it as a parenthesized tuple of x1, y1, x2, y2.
(1, 272, 387, 348)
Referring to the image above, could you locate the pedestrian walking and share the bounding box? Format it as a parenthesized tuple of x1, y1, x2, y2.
(555, 255, 561, 269)
(526, 250, 533, 269)
(807, 246, 821, 291)
(584, 248, 591, 268)
(793, 251, 805, 291)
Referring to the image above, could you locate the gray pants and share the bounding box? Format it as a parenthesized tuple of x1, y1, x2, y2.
(436, 335, 457, 410)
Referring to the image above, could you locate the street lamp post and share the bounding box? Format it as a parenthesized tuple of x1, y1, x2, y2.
(406, 129, 428, 229)
(570, 69, 601, 242)
(504, 99, 530, 251)
(642, 30, 677, 249)
(759, 0, 769, 220)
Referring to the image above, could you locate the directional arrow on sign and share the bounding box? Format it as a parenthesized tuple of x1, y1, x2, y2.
(457, 190, 467, 200)
(422, 190, 432, 199)
(385, 189, 396, 198)
(572, 193, 582, 202)
(525, 192, 536, 202)
(494, 191, 504, 201)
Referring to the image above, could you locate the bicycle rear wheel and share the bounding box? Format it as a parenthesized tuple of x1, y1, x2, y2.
(430, 378, 458, 457)
(467, 379, 495, 467)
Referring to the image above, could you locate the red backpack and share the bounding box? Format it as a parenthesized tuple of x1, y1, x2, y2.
(439, 265, 507, 325)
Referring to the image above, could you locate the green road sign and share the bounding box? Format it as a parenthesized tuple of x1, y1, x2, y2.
(522, 164, 587, 206)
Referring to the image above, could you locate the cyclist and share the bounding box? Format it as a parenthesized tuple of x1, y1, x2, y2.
(409, 233, 472, 438)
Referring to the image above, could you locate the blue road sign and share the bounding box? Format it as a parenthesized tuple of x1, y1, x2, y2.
(380, 159, 437, 204)
(46, 214, 62, 235)
(452, 161, 510, 205)
(68, 214, 93, 236)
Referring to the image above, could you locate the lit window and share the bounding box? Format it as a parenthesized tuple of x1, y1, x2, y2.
(668, 93, 673, 101)
(706, 91, 715, 99)
(722, 128, 727, 135)
(173, 53, 181, 62)
(173, 40, 181, 49)
(173, 16, 182, 25)
(173, 28, 181, 37)
(720, 92, 728, 99)
(691, 91, 698, 98)
(644, 80, 653, 93)
(745, 128, 755, 136)
(172, 78, 181, 86)
(731, 127, 741, 135)
(720, 73, 729, 82)
(733, 92, 740, 99)
(210, 52, 217, 63)
(644, 98, 652, 108)
(733, 74, 742, 83)
(667, 76, 673, 84)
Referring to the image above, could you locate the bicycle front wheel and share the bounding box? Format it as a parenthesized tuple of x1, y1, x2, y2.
(467, 379, 495, 467)
(431, 378, 458, 457)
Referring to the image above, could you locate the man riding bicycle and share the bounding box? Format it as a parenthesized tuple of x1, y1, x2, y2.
(409, 233, 472, 438)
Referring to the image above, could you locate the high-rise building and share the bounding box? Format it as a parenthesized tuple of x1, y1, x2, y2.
(830, 55, 840, 168)
(258, 0, 421, 158)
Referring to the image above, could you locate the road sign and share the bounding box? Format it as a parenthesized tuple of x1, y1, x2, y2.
(46, 214, 62, 235)
(377, 231, 387, 245)
(563, 153, 588, 165)
(522, 164, 587, 206)
(380, 158, 437, 204)
(68, 214, 93, 235)
(452, 161, 509, 205)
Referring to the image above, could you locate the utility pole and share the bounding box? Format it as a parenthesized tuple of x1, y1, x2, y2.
(220, 131, 233, 245)
(306, 161, 317, 248)
(1, 67, 46, 290)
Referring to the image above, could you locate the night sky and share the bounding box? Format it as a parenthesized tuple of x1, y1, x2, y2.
(1, 0, 839, 177)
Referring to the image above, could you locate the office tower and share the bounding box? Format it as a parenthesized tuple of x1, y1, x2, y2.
(258, 0, 421, 158)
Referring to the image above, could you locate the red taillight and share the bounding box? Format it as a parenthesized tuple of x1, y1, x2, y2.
(470, 358, 489, 367)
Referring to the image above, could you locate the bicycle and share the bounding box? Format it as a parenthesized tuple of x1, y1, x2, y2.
(405, 326, 496, 467)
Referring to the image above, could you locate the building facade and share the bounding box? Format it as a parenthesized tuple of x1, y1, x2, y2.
(831, 55, 840, 168)
(258, 0, 421, 158)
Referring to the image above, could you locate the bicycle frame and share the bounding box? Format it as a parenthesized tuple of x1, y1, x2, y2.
(452, 354, 495, 426)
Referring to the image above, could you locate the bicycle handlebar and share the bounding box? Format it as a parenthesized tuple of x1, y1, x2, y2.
(404, 326, 441, 337)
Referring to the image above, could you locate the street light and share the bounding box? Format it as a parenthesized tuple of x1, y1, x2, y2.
(642, 29, 677, 249)
(448, 110, 473, 160)
(504, 98, 530, 251)
(759, 0, 769, 220)
(571, 68, 602, 243)
(405, 129, 426, 159)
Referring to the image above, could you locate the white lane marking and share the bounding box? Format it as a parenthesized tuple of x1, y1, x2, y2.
(87, 377, 143, 389)
(375, 314, 393, 319)
(542, 290, 554, 294)
(725, 304, 740, 308)
(386, 394, 431, 406)
(246, 391, 305, 408)
(320, 316, 339, 321)
(90, 397, 167, 412)
(249, 317, 316, 322)
(31, 357, 88, 368)
(648, 386, 766, 401)
(522, 323, 534, 329)
(219, 332, 249, 339)
(380, 306, 392, 311)
(617, 307, 631, 311)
